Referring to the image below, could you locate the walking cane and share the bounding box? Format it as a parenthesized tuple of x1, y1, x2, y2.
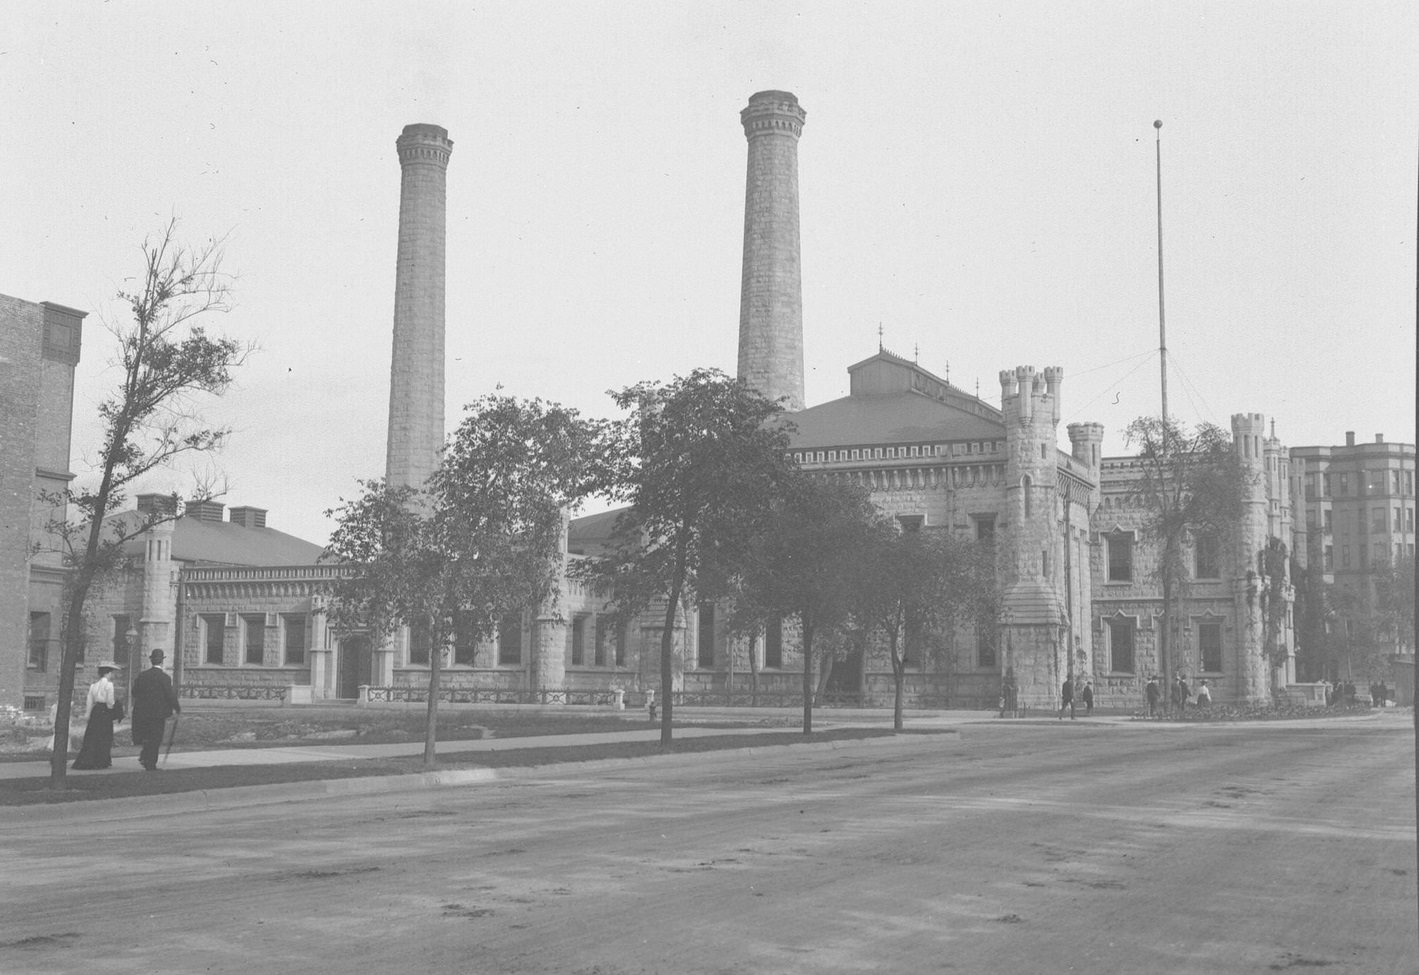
(162, 713, 180, 767)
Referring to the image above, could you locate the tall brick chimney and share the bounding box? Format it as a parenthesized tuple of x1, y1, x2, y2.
(737, 91, 806, 412)
(386, 123, 453, 491)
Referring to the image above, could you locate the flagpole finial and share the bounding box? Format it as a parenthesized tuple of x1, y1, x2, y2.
(1154, 119, 1162, 129)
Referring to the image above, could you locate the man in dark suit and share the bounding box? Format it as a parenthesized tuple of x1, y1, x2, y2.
(132, 649, 180, 771)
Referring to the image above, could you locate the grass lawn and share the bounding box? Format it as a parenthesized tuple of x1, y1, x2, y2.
(0, 724, 910, 806)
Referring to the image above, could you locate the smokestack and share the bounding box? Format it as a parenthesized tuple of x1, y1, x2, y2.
(386, 123, 453, 491)
(737, 91, 806, 412)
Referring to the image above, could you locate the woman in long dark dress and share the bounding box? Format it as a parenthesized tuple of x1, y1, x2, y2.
(71, 663, 121, 770)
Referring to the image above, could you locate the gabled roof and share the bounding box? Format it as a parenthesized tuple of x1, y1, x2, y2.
(111, 511, 326, 567)
(788, 351, 1005, 449)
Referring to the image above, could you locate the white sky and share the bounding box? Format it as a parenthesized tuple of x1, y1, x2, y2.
(4, 2, 1415, 546)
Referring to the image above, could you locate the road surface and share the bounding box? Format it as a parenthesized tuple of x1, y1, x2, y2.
(1, 716, 1414, 974)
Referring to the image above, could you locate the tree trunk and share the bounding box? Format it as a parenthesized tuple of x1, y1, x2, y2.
(801, 616, 814, 734)
(659, 585, 681, 746)
(422, 614, 442, 768)
(891, 631, 905, 731)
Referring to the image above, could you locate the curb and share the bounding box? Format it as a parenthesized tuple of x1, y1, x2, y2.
(7, 731, 952, 823)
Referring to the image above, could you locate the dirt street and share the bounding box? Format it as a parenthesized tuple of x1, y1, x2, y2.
(1, 717, 1414, 974)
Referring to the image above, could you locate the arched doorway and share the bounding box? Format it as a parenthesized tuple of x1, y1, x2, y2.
(337, 635, 372, 699)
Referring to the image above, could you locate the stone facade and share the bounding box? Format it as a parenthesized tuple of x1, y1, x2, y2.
(1, 295, 84, 712)
(1290, 431, 1416, 680)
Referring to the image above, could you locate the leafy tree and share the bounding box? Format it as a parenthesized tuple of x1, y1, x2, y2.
(850, 525, 999, 730)
(1123, 417, 1250, 707)
(578, 369, 796, 744)
(42, 221, 249, 789)
(324, 395, 604, 767)
(727, 476, 881, 733)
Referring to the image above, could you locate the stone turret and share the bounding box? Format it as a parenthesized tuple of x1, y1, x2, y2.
(1068, 421, 1105, 510)
(737, 91, 806, 412)
(998, 365, 1071, 706)
(1232, 412, 1273, 702)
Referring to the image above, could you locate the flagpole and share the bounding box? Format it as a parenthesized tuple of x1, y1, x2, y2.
(1154, 119, 1169, 427)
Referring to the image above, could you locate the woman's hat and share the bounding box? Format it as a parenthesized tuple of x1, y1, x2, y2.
(96, 660, 122, 671)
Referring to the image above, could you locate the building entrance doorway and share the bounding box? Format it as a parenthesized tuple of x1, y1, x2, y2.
(337, 636, 372, 699)
(824, 648, 864, 702)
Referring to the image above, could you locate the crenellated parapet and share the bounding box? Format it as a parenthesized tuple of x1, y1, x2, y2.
(1067, 421, 1104, 471)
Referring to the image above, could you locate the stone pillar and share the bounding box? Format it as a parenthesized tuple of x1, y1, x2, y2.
(737, 91, 806, 412)
(309, 595, 331, 699)
(386, 124, 453, 492)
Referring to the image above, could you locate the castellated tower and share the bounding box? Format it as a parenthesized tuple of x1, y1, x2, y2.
(386, 123, 453, 491)
(1233, 412, 1283, 703)
(998, 366, 1075, 707)
(737, 91, 806, 412)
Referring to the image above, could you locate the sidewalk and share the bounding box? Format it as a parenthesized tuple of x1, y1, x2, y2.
(0, 725, 798, 781)
(1, 705, 1396, 783)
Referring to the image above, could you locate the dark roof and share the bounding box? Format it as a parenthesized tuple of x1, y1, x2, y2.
(568, 507, 629, 557)
(786, 350, 1005, 449)
(789, 392, 1005, 449)
(111, 511, 326, 567)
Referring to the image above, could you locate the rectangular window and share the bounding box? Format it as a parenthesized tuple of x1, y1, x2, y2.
(1368, 470, 1385, 494)
(202, 614, 225, 665)
(408, 618, 431, 666)
(111, 615, 133, 665)
(1395, 471, 1403, 495)
(763, 618, 783, 669)
(1341, 546, 1350, 568)
(452, 612, 478, 666)
(1407, 471, 1414, 495)
(497, 617, 522, 665)
(1395, 507, 1402, 532)
(976, 623, 996, 669)
(1324, 545, 1333, 571)
(1322, 473, 1332, 496)
(697, 604, 716, 668)
(1408, 508, 1414, 532)
(1338, 473, 1349, 496)
(243, 615, 266, 665)
(1359, 541, 1369, 566)
(593, 616, 607, 666)
(1107, 534, 1133, 582)
(1107, 619, 1135, 674)
(28, 612, 51, 670)
(974, 515, 996, 543)
(1193, 532, 1220, 579)
(1323, 509, 1332, 532)
(614, 620, 628, 667)
(1374, 508, 1387, 532)
(283, 615, 307, 666)
(571, 615, 586, 666)
(1199, 621, 1223, 673)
